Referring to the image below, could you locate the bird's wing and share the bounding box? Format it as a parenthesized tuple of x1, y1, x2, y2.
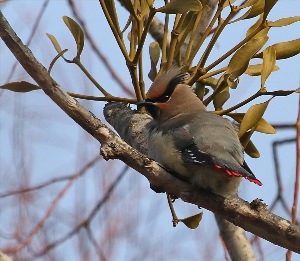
(172, 127, 262, 186)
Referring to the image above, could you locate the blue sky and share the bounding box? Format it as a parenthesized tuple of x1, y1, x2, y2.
(0, 0, 300, 260)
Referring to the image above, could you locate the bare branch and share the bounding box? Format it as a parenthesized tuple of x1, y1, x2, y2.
(67, 0, 134, 97)
(215, 215, 256, 261)
(1, 10, 300, 254)
(0, 252, 13, 261)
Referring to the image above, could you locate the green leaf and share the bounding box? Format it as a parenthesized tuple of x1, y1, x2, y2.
(0, 81, 40, 92)
(180, 212, 203, 229)
(157, 0, 202, 14)
(46, 33, 63, 54)
(238, 99, 272, 137)
(245, 64, 279, 76)
(261, 46, 276, 88)
(256, 38, 300, 60)
(263, 0, 278, 21)
(226, 28, 269, 83)
(268, 16, 300, 27)
(63, 16, 84, 57)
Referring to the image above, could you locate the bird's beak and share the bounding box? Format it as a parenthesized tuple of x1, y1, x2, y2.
(136, 100, 160, 119)
(136, 100, 153, 107)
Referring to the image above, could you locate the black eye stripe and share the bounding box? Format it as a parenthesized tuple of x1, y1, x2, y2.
(148, 72, 189, 103)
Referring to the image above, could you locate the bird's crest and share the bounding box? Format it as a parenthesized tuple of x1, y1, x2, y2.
(147, 66, 189, 101)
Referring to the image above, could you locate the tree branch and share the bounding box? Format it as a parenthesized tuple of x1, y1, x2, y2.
(1, 10, 300, 254)
(104, 103, 300, 253)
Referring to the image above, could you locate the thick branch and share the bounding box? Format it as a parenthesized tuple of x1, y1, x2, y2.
(215, 215, 256, 261)
(0, 252, 13, 261)
(104, 103, 300, 253)
(1, 11, 300, 253)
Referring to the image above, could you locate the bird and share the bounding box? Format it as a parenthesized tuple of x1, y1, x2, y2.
(138, 66, 262, 196)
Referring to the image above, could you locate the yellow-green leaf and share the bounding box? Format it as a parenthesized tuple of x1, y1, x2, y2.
(63, 16, 84, 57)
(238, 99, 272, 137)
(48, 49, 69, 73)
(239, 0, 258, 9)
(195, 82, 208, 101)
(146, 0, 154, 7)
(46, 33, 63, 54)
(148, 42, 160, 81)
(256, 38, 300, 60)
(0, 81, 40, 92)
(243, 0, 264, 20)
(213, 88, 230, 110)
(119, 0, 137, 18)
(240, 131, 253, 149)
(246, 14, 263, 37)
(141, 0, 154, 17)
(244, 139, 260, 158)
(268, 16, 300, 27)
(263, 0, 278, 21)
(229, 113, 276, 134)
(149, 41, 160, 65)
(104, 0, 122, 35)
(180, 212, 203, 229)
(226, 28, 269, 83)
(179, 11, 198, 40)
(261, 46, 276, 88)
(222, 0, 237, 8)
(157, 0, 202, 14)
(256, 118, 277, 134)
(245, 64, 279, 76)
(230, 0, 260, 23)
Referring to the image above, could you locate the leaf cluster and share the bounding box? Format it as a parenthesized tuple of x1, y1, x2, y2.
(1, 0, 300, 158)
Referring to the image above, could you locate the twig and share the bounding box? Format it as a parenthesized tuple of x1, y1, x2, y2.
(286, 97, 300, 260)
(68, 0, 134, 97)
(5, 156, 99, 254)
(34, 166, 128, 257)
(1, 11, 300, 253)
(0, 156, 100, 198)
(271, 138, 297, 219)
(5, 0, 49, 83)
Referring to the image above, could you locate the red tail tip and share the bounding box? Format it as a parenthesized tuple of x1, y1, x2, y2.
(215, 165, 263, 186)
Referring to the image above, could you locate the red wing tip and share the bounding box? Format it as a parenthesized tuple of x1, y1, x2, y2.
(215, 165, 263, 186)
(247, 178, 263, 186)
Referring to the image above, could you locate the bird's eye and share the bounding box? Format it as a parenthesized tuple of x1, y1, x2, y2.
(155, 94, 170, 103)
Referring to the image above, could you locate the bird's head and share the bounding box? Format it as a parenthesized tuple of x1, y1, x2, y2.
(138, 67, 206, 122)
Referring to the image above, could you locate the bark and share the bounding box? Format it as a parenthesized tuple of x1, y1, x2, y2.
(105, 102, 257, 260)
(0, 252, 13, 261)
(215, 215, 256, 261)
(1, 10, 300, 255)
(148, 1, 257, 259)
